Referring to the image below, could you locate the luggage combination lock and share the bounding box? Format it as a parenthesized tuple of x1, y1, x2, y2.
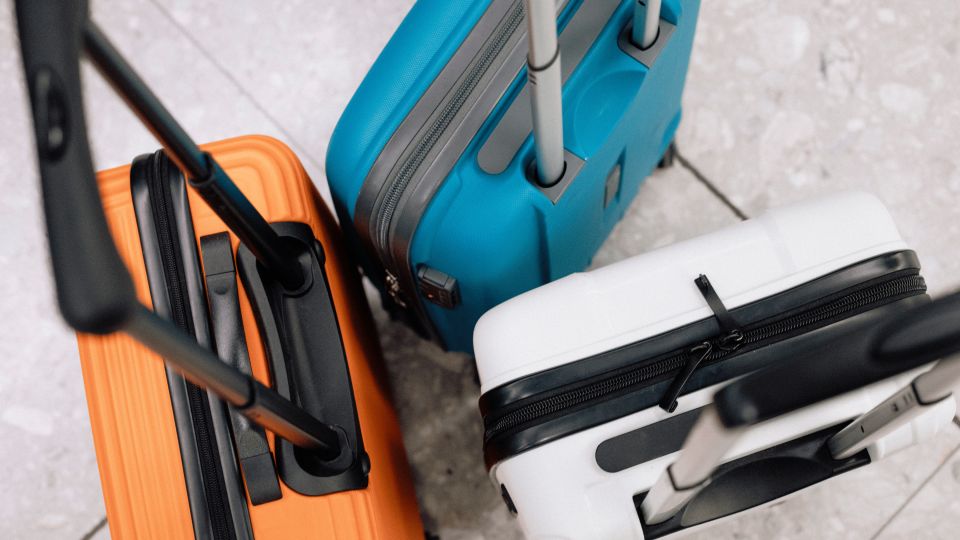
(417, 266, 460, 309)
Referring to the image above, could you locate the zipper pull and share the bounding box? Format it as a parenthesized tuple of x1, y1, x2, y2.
(659, 341, 713, 413)
(657, 274, 745, 413)
(695, 274, 739, 333)
(717, 328, 744, 352)
(385, 271, 407, 308)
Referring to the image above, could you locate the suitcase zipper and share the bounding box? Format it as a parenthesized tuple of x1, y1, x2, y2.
(372, 0, 527, 305)
(147, 155, 236, 540)
(484, 272, 927, 442)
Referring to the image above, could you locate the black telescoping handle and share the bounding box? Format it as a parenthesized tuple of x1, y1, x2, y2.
(714, 292, 960, 429)
(16, 0, 136, 333)
(82, 24, 305, 292)
(14, 0, 344, 460)
(878, 291, 960, 404)
(874, 292, 960, 371)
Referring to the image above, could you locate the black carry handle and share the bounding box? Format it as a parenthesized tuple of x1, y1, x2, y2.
(714, 292, 960, 429)
(16, 0, 134, 333)
(15, 0, 345, 461)
(874, 292, 960, 370)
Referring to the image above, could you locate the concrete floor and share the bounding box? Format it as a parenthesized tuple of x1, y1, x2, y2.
(2, 0, 960, 538)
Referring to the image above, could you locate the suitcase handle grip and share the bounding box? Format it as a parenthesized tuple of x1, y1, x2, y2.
(14, 0, 346, 462)
(15, 0, 136, 333)
(643, 292, 960, 525)
(714, 292, 960, 428)
(16, 0, 305, 304)
(877, 292, 960, 403)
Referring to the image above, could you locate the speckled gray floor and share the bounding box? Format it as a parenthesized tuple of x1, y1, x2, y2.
(2, 1, 960, 539)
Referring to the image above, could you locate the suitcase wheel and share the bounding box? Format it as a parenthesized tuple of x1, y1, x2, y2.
(657, 141, 677, 169)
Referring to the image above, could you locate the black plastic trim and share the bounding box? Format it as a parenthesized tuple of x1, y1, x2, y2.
(635, 423, 871, 538)
(131, 151, 251, 540)
(201, 232, 283, 506)
(236, 222, 369, 496)
(595, 406, 703, 473)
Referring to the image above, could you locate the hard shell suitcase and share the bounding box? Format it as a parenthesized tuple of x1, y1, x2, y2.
(472, 192, 956, 539)
(637, 289, 960, 536)
(16, 2, 423, 539)
(327, 0, 701, 352)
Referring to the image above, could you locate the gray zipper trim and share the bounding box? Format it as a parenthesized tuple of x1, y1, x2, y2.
(354, 0, 618, 342)
(354, 0, 535, 338)
(374, 2, 526, 255)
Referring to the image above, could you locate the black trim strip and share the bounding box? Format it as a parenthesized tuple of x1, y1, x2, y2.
(236, 222, 370, 496)
(201, 232, 283, 506)
(131, 151, 251, 540)
(635, 422, 871, 538)
(595, 406, 703, 473)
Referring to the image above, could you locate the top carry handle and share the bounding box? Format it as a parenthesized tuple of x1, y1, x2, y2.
(642, 291, 960, 525)
(15, 0, 347, 461)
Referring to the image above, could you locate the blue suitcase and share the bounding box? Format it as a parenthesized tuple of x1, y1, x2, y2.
(327, 0, 701, 353)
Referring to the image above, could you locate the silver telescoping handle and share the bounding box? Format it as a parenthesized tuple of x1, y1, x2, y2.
(828, 354, 960, 460)
(829, 292, 960, 459)
(632, 0, 662, 49)
(524, 0, 565, 186)
(641, 405, 745, 525)
(642, 291, 960, 525)
(913, 356, 960, 402)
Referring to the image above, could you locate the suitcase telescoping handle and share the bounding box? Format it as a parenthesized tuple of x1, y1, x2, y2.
(641, 292, 960, 525)
(632, 0, 662, 49)
(829, 292, 960, 459)
(524, 0, 565, 186)
(15, 0, 346, 460)
(523, 0, 663, 185)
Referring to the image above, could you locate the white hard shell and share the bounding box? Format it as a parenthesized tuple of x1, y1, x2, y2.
(473, 192, 950, 539)
(476, 192, 907, 393)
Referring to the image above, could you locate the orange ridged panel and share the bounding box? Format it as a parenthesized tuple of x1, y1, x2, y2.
(78, 135, 423, 539)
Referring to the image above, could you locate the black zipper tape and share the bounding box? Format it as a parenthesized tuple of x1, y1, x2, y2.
(481, 263, 927, 463)
(144, 153, 237, 540)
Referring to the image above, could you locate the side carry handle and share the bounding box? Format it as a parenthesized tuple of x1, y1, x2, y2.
(641, 292, 960, 525)
(15, 0, 348, 464)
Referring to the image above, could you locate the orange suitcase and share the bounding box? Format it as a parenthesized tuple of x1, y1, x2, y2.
(16, 2, 424, 539)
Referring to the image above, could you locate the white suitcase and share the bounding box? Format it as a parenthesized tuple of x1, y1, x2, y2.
(473, 192, 955, 540)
